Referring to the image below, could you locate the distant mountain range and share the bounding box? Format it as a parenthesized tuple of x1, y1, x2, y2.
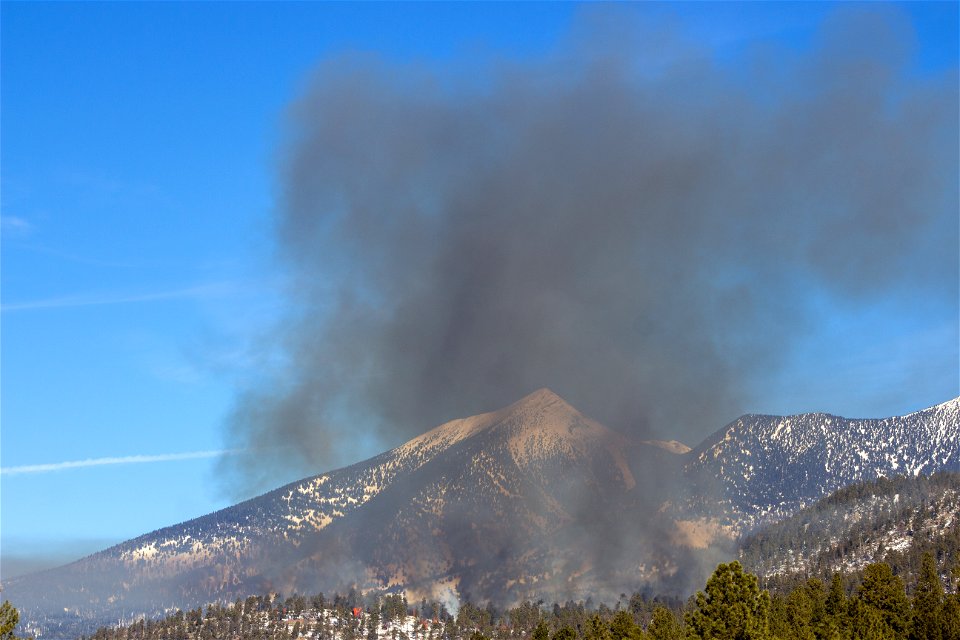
(683, 397, 960, 529)
(5, 389, 959, 639)
(738, 471, 960, 580)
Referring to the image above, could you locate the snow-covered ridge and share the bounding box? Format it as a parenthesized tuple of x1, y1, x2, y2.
(903, 395, 960, 419)
(686, 397, 960, 529)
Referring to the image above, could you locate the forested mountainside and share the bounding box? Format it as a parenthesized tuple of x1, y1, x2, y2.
(69, 555, 960, 640)
(740, 472, 960, 588)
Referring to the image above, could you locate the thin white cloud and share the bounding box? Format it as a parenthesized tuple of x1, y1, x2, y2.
(1, 215, 33, 235)
(1, 282, 236, 313)
(1, 449, 240, 476)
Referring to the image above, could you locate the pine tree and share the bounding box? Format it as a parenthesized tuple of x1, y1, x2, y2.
(647, 607, 682, 640)
(767, 595, 789, 640)
(786, 586, 816, 640)
(609, 611, 638, 640)
(368, 607, 380, 640)
(684, 561, 771, 640)
(0, 603, 20, 640)
(941, 595, 960, 640)
(533, 620, 550, 640)
(802, 579, 827, 638)
(586, 614, 613, 640)
(823, 572, 848, 639)
(825, 574, 845, 617)
(857, 562, 910, 639)
(848, 599, 895, 640)
(910, 552, 944, 640)
(551, 626, 576, 640)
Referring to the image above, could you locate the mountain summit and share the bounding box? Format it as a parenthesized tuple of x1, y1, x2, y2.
(398, 387, 637, 485)
(6, 392, 959, 639)
(395, 387, 627, 467)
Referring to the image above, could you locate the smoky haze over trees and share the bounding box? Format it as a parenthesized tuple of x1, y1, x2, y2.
(86, 555, 960, 640)
(220, 7, 958, 498)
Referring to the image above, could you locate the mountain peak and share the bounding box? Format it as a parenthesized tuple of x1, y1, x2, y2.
(496, 388, 596, 437)
(390, 388, 605, 471)
(504, 387, 571, 413)
(910, 396, 960, 419)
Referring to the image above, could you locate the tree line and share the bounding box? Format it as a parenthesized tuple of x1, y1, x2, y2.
(32, 551, 949, 640)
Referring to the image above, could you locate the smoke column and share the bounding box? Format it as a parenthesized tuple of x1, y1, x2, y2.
(221, 7, 958, 498)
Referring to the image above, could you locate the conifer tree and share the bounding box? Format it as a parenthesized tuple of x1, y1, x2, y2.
(551, 626, 576, 640)
(825, 574, 845, 619)
(910, 552, 944, 640)
(0, 603, 19, 640)
(942, 564, 960, 640)
(767, 595, 789, 640)
(533, 620, 550, 640)
(802, 579, 828, 638)
(848, 598, 894, 640)
(586, 614, 613, 640)
(786, 587, 816, 640)
(684, 561, 770, 640)
(368, 607, 381, 640)
(647, 607, 682, 640)
(857, 563, 910, 639)
(822, 572, 848, 639)
(609, 610, 638, 640)
(941, 595, 960, 640)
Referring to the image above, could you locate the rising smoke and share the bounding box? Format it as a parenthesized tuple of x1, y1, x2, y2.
(221, 6, 958, 498)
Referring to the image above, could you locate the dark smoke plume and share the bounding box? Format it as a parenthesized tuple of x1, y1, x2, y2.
(222, 7, 958, 498)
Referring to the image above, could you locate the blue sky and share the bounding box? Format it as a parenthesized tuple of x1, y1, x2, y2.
(1, 2, 957, 580)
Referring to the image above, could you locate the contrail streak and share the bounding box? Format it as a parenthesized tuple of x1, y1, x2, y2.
(1, 449, 242, 476)
(1, 282, 236, 313)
